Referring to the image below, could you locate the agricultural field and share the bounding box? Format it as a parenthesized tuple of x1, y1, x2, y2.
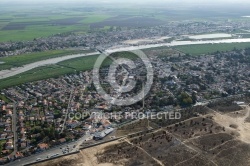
(0, 51, 138, 89)
(90, 16, 165, 28)
(0, 5, 114, 42)
(174, 42, 250, 56)
(0, 4, 170, 42)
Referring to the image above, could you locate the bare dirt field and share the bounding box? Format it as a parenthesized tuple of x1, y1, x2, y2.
(35, 105, 250, 166)
(115, 119, 158, 137)
(211, 105, 250, 144)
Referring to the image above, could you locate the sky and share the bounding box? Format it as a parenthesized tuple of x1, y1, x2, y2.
(2, 0, 250, 3)
(1, 0, 250, 10)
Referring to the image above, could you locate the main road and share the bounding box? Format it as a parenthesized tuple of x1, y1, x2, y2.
(5, 133, 92, 166)
(1, 38, 250, 80)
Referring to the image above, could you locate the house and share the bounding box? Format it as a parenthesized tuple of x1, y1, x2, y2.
(20, 135, 26, 142)
(6, 110, 12, 117)
(67, 120, 81, 129)
(0, 158, 7, 164)
(59, 138, 66, 144)
(1, 150, 10, 155)
(6, 133, 14, 139)
(37, 143, 49, 150)
(0, 133, 7, 140)
(2, 105, 6, 111)
(82, 124, 92, 130)
(19, 110, 24, 116)
(20, 142, 27, 149)
(93, 131, 106, 140)
(30, 133, 41, 139)
(4, 127, 11, 132)
(20, 128, 26, 134)
(19, 116, 24, 122)
(93, 127, 114, 140)
(15, 152, 23, 159)
(5, 139, 13, 150)
(101, 119, 111, 128)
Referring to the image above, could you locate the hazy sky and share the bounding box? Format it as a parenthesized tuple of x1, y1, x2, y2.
(1, 0, 250, 9)
(2, 0, 250, 3)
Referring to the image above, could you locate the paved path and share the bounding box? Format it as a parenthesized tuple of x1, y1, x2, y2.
(11, 102, 18, 155)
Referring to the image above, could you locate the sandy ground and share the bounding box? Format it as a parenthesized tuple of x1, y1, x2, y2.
(185, 33, 232, 40)
(78, 140, 122, 166)
(212, 105, 250, 144)
(36, 140, 122, 166)
(36, 105, 250, 166)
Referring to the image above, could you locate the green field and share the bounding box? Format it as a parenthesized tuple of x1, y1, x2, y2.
(0, 94, 10, 102)
(174, 43, 250, 56)
(0, 49, 93, 70)
(0, 4, 114, 42)
(0, 3, 202, 42)
(0, 52, 138, 89)
(0, 140, 6, 154)
(1, 42, 250, 89)
(0, 4, 169, 42)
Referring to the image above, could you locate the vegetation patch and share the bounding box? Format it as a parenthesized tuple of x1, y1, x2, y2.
(174, 43, 250, 56)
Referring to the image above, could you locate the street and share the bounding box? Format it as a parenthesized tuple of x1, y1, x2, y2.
(5, 133, 92, 166)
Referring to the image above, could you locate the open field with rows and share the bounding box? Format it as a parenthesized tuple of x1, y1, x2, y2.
(174, 42, 250, 56)
(0, 49, 93, 70)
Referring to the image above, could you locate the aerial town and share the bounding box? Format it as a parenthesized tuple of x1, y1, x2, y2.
(1, 20, 250, 57)
(1, 0, 250, 166)
(0, 45, 249, 164)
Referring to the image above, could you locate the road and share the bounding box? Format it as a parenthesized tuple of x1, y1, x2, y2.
(0, 52, 99, 80)
(11, 102, 18, 155)
(5, 133, 92, 166)
(60, 89, 74, 134)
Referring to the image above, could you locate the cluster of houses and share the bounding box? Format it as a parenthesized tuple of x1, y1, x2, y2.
(0, 46, 250, 163)
(0, 100, 23, 164)
(2, 19, 250, 57)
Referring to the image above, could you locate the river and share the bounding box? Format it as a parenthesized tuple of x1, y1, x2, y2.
(1, 38, 250, 80)
(0, 52, 99, 80)
(106, 38, 250, 53)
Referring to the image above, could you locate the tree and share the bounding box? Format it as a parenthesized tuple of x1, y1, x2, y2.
(191, 92, 197, 104)
(178, 92, 193, 106)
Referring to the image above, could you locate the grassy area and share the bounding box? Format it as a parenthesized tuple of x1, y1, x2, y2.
(0, 94, 10, 102)
(0, 65, 74, 89)
(0, 7, 112, 42)
(0, 51, 138, 89)
(174, 43, 250, 56)
(240, 34, 250, 38)
(0, 49, 93, 70)
(0, 3, 115, 42)
(79, 15, 112, 24)
(0, 140, 6, 154)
